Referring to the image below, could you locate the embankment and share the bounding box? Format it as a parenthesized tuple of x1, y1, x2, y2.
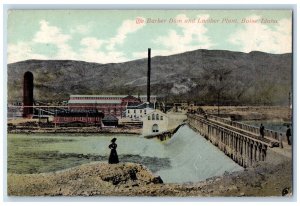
(8, 126, 142, 135)
(8, 158, 292, 197)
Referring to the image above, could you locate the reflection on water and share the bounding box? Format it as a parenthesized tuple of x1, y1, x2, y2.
(8, 125, 243, 183)
(9, 151, 170, 174)
(8, 133, 169, 174)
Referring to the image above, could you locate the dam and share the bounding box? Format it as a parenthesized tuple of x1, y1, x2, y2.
(187, 113, 291, 168)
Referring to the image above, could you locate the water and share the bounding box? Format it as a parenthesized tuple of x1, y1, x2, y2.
(8, 125, 243, 183)
(156, 125, 243, 183)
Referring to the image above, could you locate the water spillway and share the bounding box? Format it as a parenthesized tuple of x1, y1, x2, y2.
(156, 125, 243, 183)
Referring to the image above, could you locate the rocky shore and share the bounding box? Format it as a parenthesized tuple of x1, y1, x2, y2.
(8, 126, 142, 135)
(8, 158, 292, 197)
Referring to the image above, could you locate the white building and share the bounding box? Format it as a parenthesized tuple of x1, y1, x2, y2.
(142, 110, 169, 135)
(126, 102, 155, 121)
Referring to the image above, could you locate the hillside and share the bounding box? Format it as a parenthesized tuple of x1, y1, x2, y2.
(7, 49, 292, 105)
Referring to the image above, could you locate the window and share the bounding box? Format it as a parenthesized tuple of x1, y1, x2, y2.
(144, 109, 147, 114)
(152, 114, 155, 120)
(128, 110, 130, 114)
(161, 116, 163, 120)
(148, 116, 150, 120)
(156, 114, 159, 120)
(152, 124, 159, 133)
(140, 110, 142, 113)
(134, 109, 136, 113)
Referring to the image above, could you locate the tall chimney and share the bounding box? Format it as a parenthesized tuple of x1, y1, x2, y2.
(23, 71, 34, 118)
(147, 48, 151, 103)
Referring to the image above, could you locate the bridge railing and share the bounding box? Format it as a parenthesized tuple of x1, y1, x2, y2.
(207, 114, 286, 143)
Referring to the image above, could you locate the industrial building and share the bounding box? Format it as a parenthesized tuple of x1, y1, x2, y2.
(142, 110, 169, 135)
(53, 110, 104, 126)
(67, 94, 157, 118)
(125, 102, 155, 121)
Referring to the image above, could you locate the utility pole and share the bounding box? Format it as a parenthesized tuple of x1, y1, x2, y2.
(288, 91, 291, 121)
(147, 48, 151, 103)
(217, 92, 220, 116)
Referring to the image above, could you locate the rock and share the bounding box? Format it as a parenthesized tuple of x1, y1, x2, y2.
(152, 176, 163, 184)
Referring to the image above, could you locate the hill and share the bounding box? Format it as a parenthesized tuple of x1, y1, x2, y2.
(7, 49, 292, 105)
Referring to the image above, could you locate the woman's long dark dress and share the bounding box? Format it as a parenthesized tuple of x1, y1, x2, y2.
(108, 142, 119, 164)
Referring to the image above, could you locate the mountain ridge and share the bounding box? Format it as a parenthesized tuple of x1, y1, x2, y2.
(7, 49, 292, 105)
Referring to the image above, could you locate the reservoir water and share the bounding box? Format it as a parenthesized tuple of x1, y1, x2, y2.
(8, 125, 243, 183)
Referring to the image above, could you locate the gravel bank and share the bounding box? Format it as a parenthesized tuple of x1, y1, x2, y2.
(8, 158, 292, 197)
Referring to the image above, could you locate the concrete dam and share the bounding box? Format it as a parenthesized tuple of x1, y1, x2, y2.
(187, 113, 289, 168)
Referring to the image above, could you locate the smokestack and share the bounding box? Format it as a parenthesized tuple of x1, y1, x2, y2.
(23, 71, 34, 118)
(147, 48, 151, 103)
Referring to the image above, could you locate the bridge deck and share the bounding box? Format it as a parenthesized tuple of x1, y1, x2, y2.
(207, 117, 277, 147)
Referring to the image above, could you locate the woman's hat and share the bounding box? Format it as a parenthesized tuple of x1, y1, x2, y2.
(111, 138, 117, 142)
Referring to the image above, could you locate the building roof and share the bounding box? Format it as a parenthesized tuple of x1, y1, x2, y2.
(127, 102, 155, 109)
(143, 109, 169, 118)
(123, 95, 139, 99)
(68, 99, 122, 104)
(70, 94, 157, 98)
(103, 114, 119, 121)
(56, 110, 104, 117)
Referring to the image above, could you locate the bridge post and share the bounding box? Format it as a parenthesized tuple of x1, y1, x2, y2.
(243, 138, 247, 167)
(257, 144, 261, 162)
(249, 141, 253, 166)
(237, 134, 240, 163)
(239, 136, 243, 165)
(240, 136, 243, 165)
(262, 145, 267, 161)
(231, 132, 235, 160)
(253, 144, 257, 162)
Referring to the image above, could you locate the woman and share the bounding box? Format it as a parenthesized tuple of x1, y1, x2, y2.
(108, 138, 119, 164)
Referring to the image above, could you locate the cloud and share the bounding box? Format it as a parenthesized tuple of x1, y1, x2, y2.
(33, 20, 78, 60)
(79, 37, 128, 63)
(33, 20, 71, 45)
(228, 16, 292, 54)
(80, 37, 103, 50)
(153, 14, 213, 56)
(8, 20, 77, 63)
(70, 23, 93, 35)
(8, 19, 135, 64)
(106, 17, 146, 50)
(8, 42, 48, 63)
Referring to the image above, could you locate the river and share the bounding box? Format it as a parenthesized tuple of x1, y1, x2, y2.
(7, 125, 243, 183)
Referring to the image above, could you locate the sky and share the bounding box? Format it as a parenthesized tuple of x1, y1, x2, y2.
(7, 10, 292, 64)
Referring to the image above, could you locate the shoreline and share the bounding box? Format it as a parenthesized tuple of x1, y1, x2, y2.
(8, 127, 142, 135)
(7, 157, 292, 197)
